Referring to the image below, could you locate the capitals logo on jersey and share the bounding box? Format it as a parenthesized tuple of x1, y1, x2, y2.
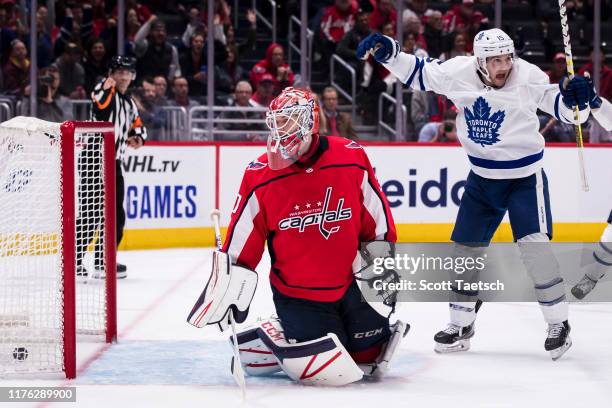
(464, 97, 505, 147)
(278, 187, 352, 239)
(246, 160, 267, 170)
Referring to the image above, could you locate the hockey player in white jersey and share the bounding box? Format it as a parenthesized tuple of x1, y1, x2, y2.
(571, 77, 612, 299)
(357, 28, 592, 360)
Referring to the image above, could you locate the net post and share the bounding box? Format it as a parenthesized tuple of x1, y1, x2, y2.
(103, 126, 117, 343)
(60, 121, 77, 379)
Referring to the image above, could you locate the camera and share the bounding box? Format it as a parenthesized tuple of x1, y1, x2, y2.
(443, 121, 455, 133)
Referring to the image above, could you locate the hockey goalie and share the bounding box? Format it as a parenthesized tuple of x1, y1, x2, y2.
(187, 87, 408, 386)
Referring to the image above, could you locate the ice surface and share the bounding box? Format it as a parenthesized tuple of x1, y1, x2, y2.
(1, 248, 611, 407)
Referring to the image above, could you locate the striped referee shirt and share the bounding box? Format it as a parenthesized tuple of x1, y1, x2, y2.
(91, 79, 148, 162)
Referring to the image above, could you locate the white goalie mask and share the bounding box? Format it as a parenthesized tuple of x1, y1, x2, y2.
(473, 28, 515, 83)
(265, 87, 319, 170)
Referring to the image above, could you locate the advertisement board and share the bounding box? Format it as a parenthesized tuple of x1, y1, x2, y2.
(121, 142, 611, 249)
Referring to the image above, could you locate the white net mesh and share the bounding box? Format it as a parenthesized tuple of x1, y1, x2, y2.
(0, 117, 112, 376)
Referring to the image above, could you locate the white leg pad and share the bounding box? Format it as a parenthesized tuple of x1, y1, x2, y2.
(235, 322, 281, 376)
(254, 318, 363, 386)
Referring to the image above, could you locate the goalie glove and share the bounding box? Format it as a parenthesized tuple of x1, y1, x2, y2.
(354, 241, 399, 319)
(187, 250, 258, 331)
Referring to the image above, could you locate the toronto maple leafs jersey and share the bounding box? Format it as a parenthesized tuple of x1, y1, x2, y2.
(382, 50, 590, 179)
(222, 136, 397, 302)
(593, 98, 612, 131)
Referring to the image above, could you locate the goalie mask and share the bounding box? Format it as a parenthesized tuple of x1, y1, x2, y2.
(473, 28, 515, 84)
(265, 87, 319, 170)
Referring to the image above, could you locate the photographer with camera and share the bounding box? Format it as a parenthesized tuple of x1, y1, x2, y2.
(418, 109, 458, 143)
(21, 65, 73, 122)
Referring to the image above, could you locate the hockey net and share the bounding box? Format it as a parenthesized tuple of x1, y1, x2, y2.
(0, 117, 116, 378)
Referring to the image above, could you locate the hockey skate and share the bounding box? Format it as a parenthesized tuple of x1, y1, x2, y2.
(545, 320, 572, 361)
(571, 274, 598, 300)
(76, 265, 89, 282)
(91, 263, 127, 279)
(360, 320, 410, 378)
(434, 323, 475, 353)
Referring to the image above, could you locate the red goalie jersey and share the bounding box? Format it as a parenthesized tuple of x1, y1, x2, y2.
(223, 136, 396, 302)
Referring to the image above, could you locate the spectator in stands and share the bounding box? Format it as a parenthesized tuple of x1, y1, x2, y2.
(423, 10, 444, 59)
(182, 6, 226, 48)
(83, 38, 109, 94)
(336, 8, 371, 88)
(53, 42, 86, 99)
(113, 0, 152, 25)
(418, 109, 458, 143)
(403, 32, 428, 58)
(578, 47, 612, 101)
(224, 9, 257, 61)
(319, 0, 358, 75)
(54, 3, 93, 57)
(205, 0, 232, 27)
(222, 46, 247, 90)
(168, 76, 198, 109)
(218, 80, 267, 140)
(402, 0, 433, 24)
(412, 91, 451, 136)
(2, 38, 29, 96)
(404, 15, 427, 51)
(22, 65, 73, 122)
(249, 73, 275, 108)
(180, 32, 232, 100)
(0, 0, 21, 32)
(438, 32, 470, 61)
(125, 7, 141, 34)
(0, 17, 17, 66)
(133, 76, 167, 140)
(134, 16, 181, 81)
(546, 52, 567, 85)
(369, 0, 396, 34)
(250, 43, 294, 95)
(153, 75, 168, 102)
(442, 0, 487, 53)
(34, 5, 53, 69)
(319, 86, 357, 140)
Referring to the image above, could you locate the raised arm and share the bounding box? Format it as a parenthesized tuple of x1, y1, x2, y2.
(356, 33, 450, 95)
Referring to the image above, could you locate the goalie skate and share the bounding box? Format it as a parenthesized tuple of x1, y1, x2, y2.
(359, 320, 410, 378)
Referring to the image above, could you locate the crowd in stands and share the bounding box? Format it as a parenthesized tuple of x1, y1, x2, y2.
(1, 0, 610, 142)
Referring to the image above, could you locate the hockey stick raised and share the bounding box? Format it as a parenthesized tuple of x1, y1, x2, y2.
(558, 0, 589, 192)
(210, 209, 246, 398)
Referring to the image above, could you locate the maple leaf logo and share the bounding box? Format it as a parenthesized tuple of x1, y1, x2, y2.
(463, 96, 505, 147)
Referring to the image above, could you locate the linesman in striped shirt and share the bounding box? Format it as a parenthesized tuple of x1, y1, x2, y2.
(78, 56, 147, 279)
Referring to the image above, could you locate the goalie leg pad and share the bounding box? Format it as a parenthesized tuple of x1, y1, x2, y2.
(187, 250, 258, 331)
(254, 318, 364, 386)
(234, 323, 282, 376)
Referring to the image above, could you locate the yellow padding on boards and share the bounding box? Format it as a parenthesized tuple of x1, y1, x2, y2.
(118, 223, 607, 250)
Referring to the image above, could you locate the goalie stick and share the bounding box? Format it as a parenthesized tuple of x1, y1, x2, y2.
(210, 209, 246, 397)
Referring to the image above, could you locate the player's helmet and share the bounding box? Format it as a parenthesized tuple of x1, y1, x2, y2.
(109, 55, 137, 80)
(265, 87, 319, 170)
(473, 28, 515, 83)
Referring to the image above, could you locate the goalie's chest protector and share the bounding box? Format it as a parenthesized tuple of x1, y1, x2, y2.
(227, 136, 393, 302)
